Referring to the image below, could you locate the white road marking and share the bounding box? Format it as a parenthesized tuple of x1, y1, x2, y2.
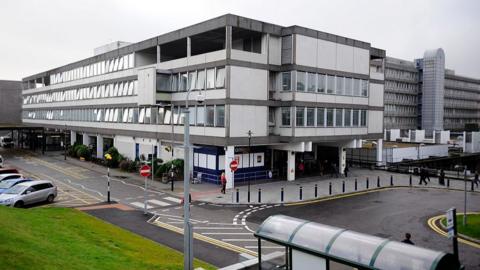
(130, 202, 153, 209)
(148, 199, 170, 206)
(164, 196, 182, 203)
(245, 246, 283, 249)
(222, 239, 257, 242)
(201, 232, 251, 235)
(194, 227, 243, 230)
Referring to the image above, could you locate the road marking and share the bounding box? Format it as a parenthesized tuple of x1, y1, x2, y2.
(130, 202, 153, 209)
(245, 246, 283, 249)
(201, 232, 251, 235)
(194, 227, 243, 230)
(427, 213, 480, 249)
(164, 196, 182, 203)
(222, 239, 257, 242)
(148, 199, 170, 206)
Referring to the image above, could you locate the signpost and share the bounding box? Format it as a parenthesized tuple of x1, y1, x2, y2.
(446, 208, 459, 262)
(140, 165, 151, 215)
(104, 153, 112, 203)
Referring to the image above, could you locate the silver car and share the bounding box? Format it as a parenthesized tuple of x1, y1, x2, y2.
(0, 180, 57, 207)
(0, 173, 23, 181)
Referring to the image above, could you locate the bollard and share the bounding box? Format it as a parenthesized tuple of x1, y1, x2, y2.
(342, 181, 345, 193)
(377, 176, 380, 188)
(300, 186, 303, 200)
(314, 184, 318, 198)
(366, 177, 369, 189)
(447, 178, 450, 188)
(236, 188, 239, 203)
(329, 182, 332, 195)
(247, 189, 251, 203)
(258, 188, 262, 203)
(281, 187, 284, 203)
(409, 174, 412, 186)
(355, 178, 358, 191)
(390, 175, 393, 186)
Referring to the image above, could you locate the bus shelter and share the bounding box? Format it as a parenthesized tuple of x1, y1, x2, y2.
(254, 215, 461, 270)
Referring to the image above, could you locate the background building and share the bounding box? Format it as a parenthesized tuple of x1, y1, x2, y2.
(0, 80, 22, 124)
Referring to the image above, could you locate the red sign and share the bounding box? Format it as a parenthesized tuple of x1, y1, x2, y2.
(230, 160, 239, 172)
(140, 165, 151, 177)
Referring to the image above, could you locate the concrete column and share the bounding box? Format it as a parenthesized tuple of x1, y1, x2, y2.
(376, 139, 383, 165)
(70, 131, 76, 145)
(462, 131, 466, 153)
(225, 146, 235, 189)
(82, 133, 90, 146)
(96, 135, 104, 158)
(356, 139, 363, 148)
(338, 147, 346, 175)
(287, 151, 295, 181)
(156, 45, 161, 63)
(186, 37, 191, 58)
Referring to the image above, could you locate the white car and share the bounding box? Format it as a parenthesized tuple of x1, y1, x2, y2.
(0, 173, 23, 182)
(0, 180, 57, 207)
(0, 155, 3, 168)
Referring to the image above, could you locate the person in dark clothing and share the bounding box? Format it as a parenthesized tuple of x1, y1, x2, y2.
(401, 233, 414, 245)
(344, 163, 349, 178)
(474, 171, 479, 188)
(425, 168, 431, 182)
(439, 169, 445, 186)
(419, 167, 428, 185)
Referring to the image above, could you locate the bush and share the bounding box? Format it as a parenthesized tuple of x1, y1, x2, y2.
(128, 160, 139, 173)
(119, 160, 131, 171)
(76, 145, 91, 160)
(154, 159, 183, 178)
(105, 147, 120, 168)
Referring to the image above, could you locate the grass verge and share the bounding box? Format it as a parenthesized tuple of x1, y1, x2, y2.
(0, 206, 214, 270)
(441, 213, 480, 240)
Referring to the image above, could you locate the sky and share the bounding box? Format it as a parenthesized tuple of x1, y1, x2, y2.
(1, 0, 479, 80)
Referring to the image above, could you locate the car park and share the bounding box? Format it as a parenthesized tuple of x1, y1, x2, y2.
(0, 137, 14, 148)
(0, 179, 32, 194)
(0, 173, 23, 181)
(0, 180, 57, 207)
(0, 168, 19, 175)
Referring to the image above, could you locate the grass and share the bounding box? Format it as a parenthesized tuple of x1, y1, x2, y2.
(0, 206, 214, 270)
(441, 213, 480, 240)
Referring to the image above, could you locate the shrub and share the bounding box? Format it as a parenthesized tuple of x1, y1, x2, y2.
(105, 147, 120, 168)
(128, 160, 139, 173)
(119, 160, 131, 171)
(76, 145, 91, 160)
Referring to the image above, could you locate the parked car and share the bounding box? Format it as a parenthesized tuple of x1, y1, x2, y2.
(0, 155, 3, 168)
(0, 179, 32, 194)
(0, 168, 19, 175)
(0, 173, 23, 182)
(0, 137, 14, 148)
(0, 180, 57, 207)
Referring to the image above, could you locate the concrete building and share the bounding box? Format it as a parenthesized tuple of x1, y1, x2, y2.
(0, 80, 22, 124)
(21, 14, 385, 184)
(384, 48, 480, 132)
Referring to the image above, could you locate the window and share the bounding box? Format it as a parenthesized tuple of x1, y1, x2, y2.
(335, 109, 343, 127)
(282, 72, 291, 91)
(164, 107, 171, 124)
(344, 109, 352, 127)
(178, 107, 185, 125)
(307, 73, 316, 92)
(179, 73, 188, 91)
(361, 110, 367, 126)
(170, 75, 178, 92)
(352, 110, 359, 126)
(327, 75, 335, 94)
(196, 69, 206, 90)
(361, 80, 368, 97)
(215, 105, 225, 127)
(188, 106, 196, 125)
(196, 105, 205, 126)
(281, 107, 291, 126)
(345, 78, 353, 96)
(206, 68, 215, 89)
(157, 107, 164, 124)
(296, 107, 305, 127)
(205, 106, 215, 126)
(317, 108, 325, 127)
(139, 108, 145, 123)
(216, 68, 225, 88)
(188, 71, 196, 90)
(296, 71, 306, 91)
(172, 107, 180, 124)
(353, 79, 361, 96)
(317, 74, 325, 93)
(336, 77, 344, 95)
(326, 108, 334, 127)
(306, 108, 315, 126)
(145, 107, 151, 124)
(157, 74, 170, 91)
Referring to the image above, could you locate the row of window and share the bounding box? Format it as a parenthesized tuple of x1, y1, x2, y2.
(23, 80, 138, 105)
(384, 105, 416, 115)
(384, 93, 417, 104)
(49, 54, 134, 85)
(23, 105, 226, 127)
(281, 107, 367, 127)
(444, 89, 480, 101)
(385, 69, 418, 81)
(280, 71, 369, 97)
(445, 79, 480, 91)
(385, 81, 418, 92)
(444, 99, 479, 109)
(157, 67, 226, 92)
(384, 117, 417, 127)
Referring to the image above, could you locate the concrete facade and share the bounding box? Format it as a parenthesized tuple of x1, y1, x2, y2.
(0, 80, 22, 124)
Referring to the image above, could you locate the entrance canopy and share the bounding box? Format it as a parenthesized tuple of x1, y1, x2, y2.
(255, 215, 460, 270)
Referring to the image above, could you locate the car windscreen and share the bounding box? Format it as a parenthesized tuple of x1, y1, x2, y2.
(0, 181, 15, 189)
(4, 185, 25, 194)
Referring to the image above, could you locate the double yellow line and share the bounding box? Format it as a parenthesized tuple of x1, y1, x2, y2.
(27, 155, 85, 180)
(427, 213, 480, 249)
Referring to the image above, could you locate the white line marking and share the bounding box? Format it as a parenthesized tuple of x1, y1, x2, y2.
(194, 227, 243, 230)
(130, 202, 153, 209)
(148, 199, 170, 206)
(164, 196, 182, 203)
(222, 239, 257, 242)
(245, 246, 283, 249)
(201, 232, 251, 235)
(167, 217, 184, 222)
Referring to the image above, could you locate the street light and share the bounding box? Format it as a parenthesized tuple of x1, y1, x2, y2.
(64, 124, 67, 160)
(247, 130, 253, 203)
(454, 164, 468, 226)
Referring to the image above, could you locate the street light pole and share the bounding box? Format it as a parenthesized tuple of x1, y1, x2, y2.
(247, 130, 253, 203)
(64, 124, 67, 160)
(463, 168, 467, 226)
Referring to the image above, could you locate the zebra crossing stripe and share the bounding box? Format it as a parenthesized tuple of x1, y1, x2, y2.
(130, 202, 153, 209)
(148, 199, 170, 206)
(164, 196, 182, 203)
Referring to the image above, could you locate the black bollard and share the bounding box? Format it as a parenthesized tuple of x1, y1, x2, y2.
(409, 174, 412, 186)
(314, 184, 318, 198)
(342, 181, 345, 193)
(329, 182, 332, 195)
(236, 188, 239, 203)
(281, 187, 284, 203)
(390, 175, 393, 186)
(447, 178, 450, 188)
(377, 176, 380, 187)
(355, 178, 358, 191)
(366, 177, 369, 189)
(258, 188, 262, 203)
(300, 186, 303, 200)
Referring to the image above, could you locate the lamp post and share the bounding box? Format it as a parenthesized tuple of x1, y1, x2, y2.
(455, 164, 468, 226)
(104, 153, 112, 203)
(64, 124, 67, 160)
(247, 130, 253, 203)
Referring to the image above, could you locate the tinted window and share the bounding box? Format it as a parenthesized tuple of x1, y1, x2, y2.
(33, 183, 51, 191)
(4, 175, 20, 180)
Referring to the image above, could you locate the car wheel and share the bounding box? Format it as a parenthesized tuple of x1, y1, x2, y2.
(46, 195, 55, 203)
(14, 201, 24, 208)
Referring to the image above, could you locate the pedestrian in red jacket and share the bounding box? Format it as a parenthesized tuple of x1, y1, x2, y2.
(220, 172, 226, 194)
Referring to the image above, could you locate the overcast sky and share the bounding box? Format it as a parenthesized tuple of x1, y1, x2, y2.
(1, 0, 479, 80)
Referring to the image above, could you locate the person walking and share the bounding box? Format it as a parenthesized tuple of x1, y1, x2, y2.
(439, 169, 445, 186)
(473, 171, 479, 188)
(419, 167, 428, 185)
(401, 233, 414, 245)
(220, 172, 226, 194)
(344, 163, 349, 178)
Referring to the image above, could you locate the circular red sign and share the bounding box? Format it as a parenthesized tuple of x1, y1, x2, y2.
(140, 165, 151, 177)
(230, 160, 239, 172)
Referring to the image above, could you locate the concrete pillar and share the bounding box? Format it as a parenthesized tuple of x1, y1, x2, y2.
(462, 131, 466, 153)
(96, 135, 104, 158)
(225, 146, 235, 189)
(82, 133, 90, 146)
(356, 139, 363, 148)
(70, 131, 76, 145)
(338, 147, 346, 175)
(376, 139, 383, 166)
(287, 151, 295, 181)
